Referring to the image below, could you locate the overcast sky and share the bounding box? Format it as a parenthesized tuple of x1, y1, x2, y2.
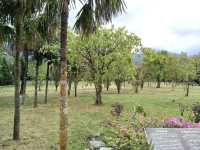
(69, 0, 200, 55)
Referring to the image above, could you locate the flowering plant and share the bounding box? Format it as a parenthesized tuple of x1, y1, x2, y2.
(164, 117, 200, 128)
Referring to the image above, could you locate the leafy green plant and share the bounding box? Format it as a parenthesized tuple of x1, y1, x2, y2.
(136, 105, 145, 115)
(103, 121, 150, 150)
(192, 103, 200, 123)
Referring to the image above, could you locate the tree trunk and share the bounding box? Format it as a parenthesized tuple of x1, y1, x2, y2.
(95, 84, 102, 105)
(20, 49, 28, 105)
(134, 72, 139, 94)
(140, 80, 144, 90)
(115, 80, 121, 94)
(44, 61, 50, 104)
(106, 79, 110, 91)
(156, 75, 161, 88)
(13, 51, 21, 140)
(56, 84, 58, 91)
(171, 81, 175, 91)
(67, 75, 72, 96)
(74, 81, 78, 97)
(185, 82, 189, 97)
(39, 81, 42, 91)
(13, 0, 23, 140)
(134, 81, 139, 93)
(34, 58, 39, 108)
(59, 0, 69, 149)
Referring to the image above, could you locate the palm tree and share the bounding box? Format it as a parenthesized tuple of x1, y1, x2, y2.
(59, 0, 126, 149)
(0, 0, 46, 140)
(36, 4, 59, 104)
(12, 0, 24, 140)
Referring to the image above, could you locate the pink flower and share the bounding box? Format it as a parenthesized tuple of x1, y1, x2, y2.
(195, 123, 200, 128)
(164, 117, 184, 128)
(182, 122, 193, 128)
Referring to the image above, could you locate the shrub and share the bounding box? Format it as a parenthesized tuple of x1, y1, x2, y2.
(104, 121, 150, 150)
(135, 105, 145, 114)
(192, 103, 200, 123)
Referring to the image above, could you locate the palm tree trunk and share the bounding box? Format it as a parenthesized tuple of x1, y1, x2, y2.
(13, 51, 21, 140)
(60, 0, 69, 149)
(13, 0, 23, 140)
(20, 49, 28, 105)
(45, 61, 50, 104)
(34, 58, 39, 108)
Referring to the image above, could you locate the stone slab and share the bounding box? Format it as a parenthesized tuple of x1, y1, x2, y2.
(145, 128, 200, 150)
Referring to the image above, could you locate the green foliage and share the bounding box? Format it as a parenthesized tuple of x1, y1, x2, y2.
(104, 119, 150, 150)
(143, 50, 168, 81)
(68, 32, 84, 84)
(0, 48, 14, 85)
(192, 103, 200, 123)
(142, 49, 196, 85)
(77, 27, 140, 85)
(135, 105, 145, 114)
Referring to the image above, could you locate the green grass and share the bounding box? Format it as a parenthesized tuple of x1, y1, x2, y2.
(0, 83, 200, 149)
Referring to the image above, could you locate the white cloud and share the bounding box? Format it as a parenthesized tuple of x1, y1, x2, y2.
(69, 0, 200, 54)
(109, 0, 200, 54)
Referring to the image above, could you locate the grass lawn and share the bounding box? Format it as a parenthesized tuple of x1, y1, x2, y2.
(0, 83, 200, 150)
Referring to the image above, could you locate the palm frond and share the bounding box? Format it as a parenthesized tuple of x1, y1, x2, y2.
(74, 3, 96, 35)
(74, 0, 126, 35)
(95, 0, 126, 23)
(0, 23, 15, 43)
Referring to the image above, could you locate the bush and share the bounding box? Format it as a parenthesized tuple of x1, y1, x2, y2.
(192, 103, 200, 123)
(104, 121, 150, 150)
(0, 51, 14, 85)
(136, 105, 144, 114)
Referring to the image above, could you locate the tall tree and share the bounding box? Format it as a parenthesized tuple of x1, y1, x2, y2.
(0, 0, 23, 139)
(110, 28, 139, 94)
(37, 0, 59, 103)
(178, 53, 195, 96)
(143, 50, 168, 88)
(13, 0, 24, 140)
(0, 0, 46, 140)
(59, 0, 126, 149)
(33, 52, 43, 107)
(40, 43, 59, 102)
